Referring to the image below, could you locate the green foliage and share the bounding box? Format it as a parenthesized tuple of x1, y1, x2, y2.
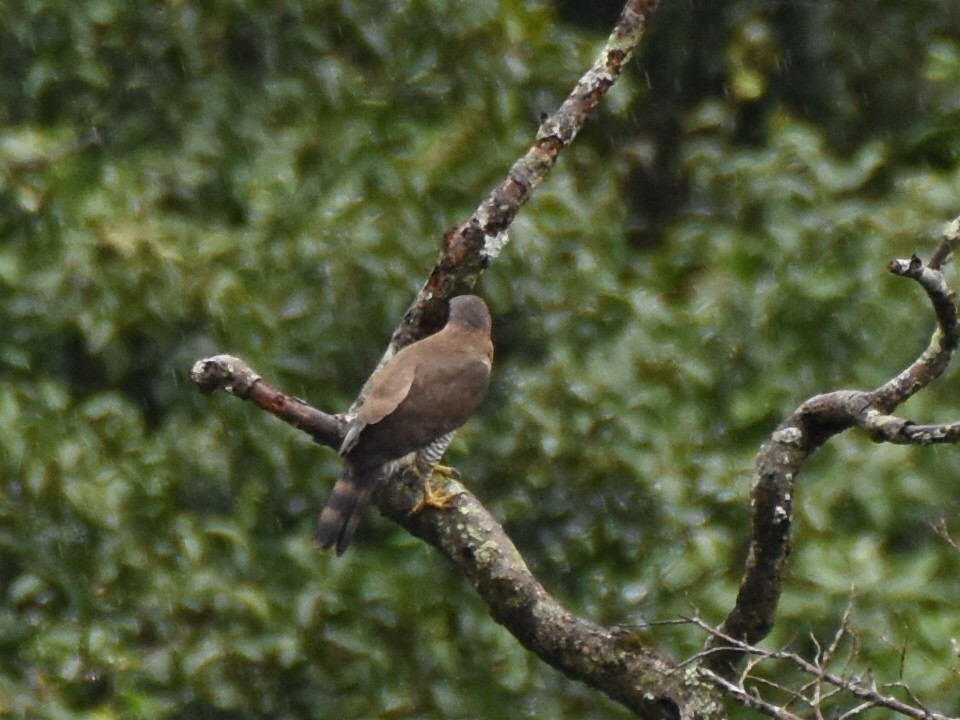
(2, 0, 960, 717)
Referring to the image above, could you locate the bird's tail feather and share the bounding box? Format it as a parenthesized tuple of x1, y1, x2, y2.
(315, 466, 377, 556)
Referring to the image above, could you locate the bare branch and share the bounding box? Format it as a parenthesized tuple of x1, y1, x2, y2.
(702, 670, 805, 720)
(373, 476, 713, 719)
(927, 215, 960, 271)
(190, 354, 345, 450)
(872, 248, 960, 412)
(706, 218, 960, 677)
(822, 591, 855, 666)
(692, 617, 959, 720)
(931, 519, 960, 552)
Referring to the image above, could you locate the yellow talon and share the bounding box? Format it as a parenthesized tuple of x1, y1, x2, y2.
(408, 464, 462, 514)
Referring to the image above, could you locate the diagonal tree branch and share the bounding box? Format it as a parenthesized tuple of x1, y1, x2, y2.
(386, 0, 662, 352)
(191, 346, 722, 717)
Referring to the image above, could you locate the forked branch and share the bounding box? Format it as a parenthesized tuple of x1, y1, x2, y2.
(705, 217, 960, 678)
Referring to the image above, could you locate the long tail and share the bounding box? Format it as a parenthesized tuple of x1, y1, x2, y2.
(314, 464, 377, 556)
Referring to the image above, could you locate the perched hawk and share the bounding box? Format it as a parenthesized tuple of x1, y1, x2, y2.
(315, 295, 494, 555)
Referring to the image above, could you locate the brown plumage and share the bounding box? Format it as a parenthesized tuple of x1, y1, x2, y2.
(315, 295, 494, 555)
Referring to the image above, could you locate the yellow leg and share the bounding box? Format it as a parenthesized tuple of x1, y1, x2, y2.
(408, 464, 462, 515)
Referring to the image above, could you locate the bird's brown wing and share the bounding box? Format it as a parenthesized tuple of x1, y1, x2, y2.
(339, 348, 418, 455)
(349, 352, 491, 462)
(411, 353, 491, 435)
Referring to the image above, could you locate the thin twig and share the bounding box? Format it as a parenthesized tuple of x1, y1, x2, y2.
(691, 617, 958, 720)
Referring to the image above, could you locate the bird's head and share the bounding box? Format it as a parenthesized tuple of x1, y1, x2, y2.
(448, 295, 491, 333)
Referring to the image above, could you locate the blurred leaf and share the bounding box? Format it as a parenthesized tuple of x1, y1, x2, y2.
(2, 0, 960, 717)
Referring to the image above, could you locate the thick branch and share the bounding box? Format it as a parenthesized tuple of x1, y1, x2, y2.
(373, 475, 717, 719)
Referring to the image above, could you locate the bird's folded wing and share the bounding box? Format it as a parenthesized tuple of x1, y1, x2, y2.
(354, 353, 418, 427)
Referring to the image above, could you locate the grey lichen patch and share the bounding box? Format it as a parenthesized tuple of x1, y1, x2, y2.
(905, 425, 949, 444)
(682, 665, 724, 718)
(531, 597, 566, 624)
(942, 215, 960, 240)
(536, 117, 562, 142)
(481, 230, 510, 260)
(593, 65, 615, 85)
(190, 354, 258, 396)
(772, 426, 803, 446)
(473, 539, 500, 566)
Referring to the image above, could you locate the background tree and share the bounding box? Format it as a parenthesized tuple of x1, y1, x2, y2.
(3, 0, 960, 718)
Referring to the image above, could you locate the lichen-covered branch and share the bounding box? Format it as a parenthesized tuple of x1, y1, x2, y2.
(389, 0, 661, 351)
(372, 473, 719, 719)
(705, 216, 960, 678)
